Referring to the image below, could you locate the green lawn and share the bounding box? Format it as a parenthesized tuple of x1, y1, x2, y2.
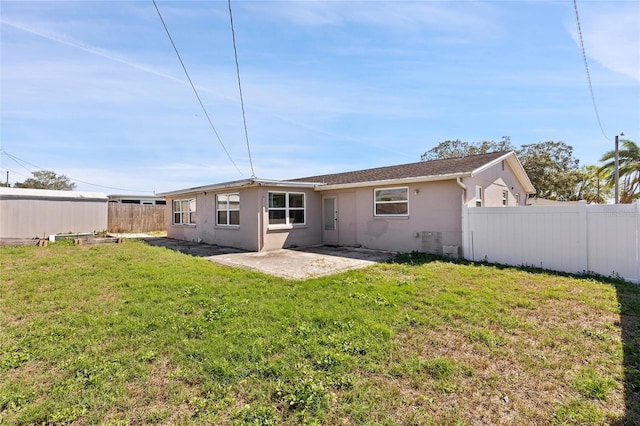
(1, 240, 638, 425)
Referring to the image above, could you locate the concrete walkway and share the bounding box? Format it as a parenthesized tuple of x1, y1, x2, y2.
(141, 237, 394, 280)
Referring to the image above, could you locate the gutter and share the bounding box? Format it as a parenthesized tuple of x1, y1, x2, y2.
(158, 178, 319, 197)
(457, 176, 467, 212)
(313, 172, 471, 192)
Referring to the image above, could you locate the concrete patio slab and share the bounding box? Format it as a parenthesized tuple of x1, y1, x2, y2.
(141, 237, 246, 256)
(141, 237, 394, 280)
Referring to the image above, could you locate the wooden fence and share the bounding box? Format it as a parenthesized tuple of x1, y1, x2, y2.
(107, 203, 166, 233)
(462, 201, 640, 283)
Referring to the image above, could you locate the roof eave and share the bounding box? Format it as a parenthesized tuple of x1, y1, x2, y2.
(312, 172, 472, 191)
(255, 179, 321, 188)
(158, 178, 321, 197)
(157, 179, 257, 197)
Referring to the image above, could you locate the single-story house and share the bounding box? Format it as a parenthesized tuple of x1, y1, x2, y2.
(108, 194, 166, 205)
(0, 187, 108, 239)
(158, 151, 535, 255)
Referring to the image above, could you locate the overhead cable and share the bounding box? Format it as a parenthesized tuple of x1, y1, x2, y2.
(228, 0, 256, 178)
(0, 150, 153, 192)
(1, 150, 35, 175)
(573, 0, 610, 141)
(152, 0, 244, 177)
(0, 167, 31, 181)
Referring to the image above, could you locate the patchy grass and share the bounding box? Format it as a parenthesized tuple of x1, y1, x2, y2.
(0, 241, 638, 425)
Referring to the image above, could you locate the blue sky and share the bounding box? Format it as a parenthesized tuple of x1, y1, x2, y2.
(1, 1, 638, 194)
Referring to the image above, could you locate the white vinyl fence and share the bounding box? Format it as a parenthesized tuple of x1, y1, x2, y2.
(462, 201, 640, 283)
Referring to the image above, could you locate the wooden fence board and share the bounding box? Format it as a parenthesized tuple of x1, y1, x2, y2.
(107, 203, 166, 233)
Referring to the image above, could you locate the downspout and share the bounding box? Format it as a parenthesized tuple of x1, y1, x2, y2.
(456, 177, 466, 204)
(257, 210, 261, 252)
(258, 196, 265, 251)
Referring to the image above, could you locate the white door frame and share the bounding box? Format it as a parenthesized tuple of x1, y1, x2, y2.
(322, 195, 338, 244)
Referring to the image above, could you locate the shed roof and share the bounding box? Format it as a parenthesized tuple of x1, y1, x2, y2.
(0, 187, 107, 201)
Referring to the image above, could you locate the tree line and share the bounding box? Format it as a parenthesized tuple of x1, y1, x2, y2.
(421, 137, 639, 204)
(1, 170, 76, 190)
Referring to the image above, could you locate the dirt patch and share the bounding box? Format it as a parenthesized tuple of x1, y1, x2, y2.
(103, 358, 197, 425)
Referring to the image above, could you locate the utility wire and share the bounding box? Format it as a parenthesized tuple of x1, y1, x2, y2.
(0, 167, 31, 181)
(573, 0, 610, 141)
(1, 150, 34, 175)
(152, 0, 244, 177)
(0, 150, 153, 192)
(228, 0, 256, 178)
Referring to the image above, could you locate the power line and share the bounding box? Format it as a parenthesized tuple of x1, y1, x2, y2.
(0, 150, 153, 192)
(0, 167, 31, 181)
(1, 151, 35, 175)
(228, 0, 256, 178)
(152, 0, 244, 177)
(573, 0, 610, 141)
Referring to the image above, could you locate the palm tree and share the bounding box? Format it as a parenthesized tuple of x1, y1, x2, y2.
(576, 165, 612, 204)
(599, 140, 640, 203)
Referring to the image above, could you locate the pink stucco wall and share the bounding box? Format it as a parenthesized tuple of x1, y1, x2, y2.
(321, 180, 463, 253)
(165, 159, 529, 254)
(166, 186, 321, 251)
(464, 159, 529, 207)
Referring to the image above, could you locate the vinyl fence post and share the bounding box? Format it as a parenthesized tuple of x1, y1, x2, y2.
(461, 205, 469, 260)
(577, 201, 588, 274)
(636, 201, 640, 284)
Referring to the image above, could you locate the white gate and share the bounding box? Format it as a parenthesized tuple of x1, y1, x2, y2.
(462, 201, 640, 283)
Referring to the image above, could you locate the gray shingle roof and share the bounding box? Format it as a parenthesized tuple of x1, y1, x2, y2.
(291, 151, 509, 185)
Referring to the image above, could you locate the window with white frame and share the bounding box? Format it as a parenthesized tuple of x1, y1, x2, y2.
(268, 192, 305, 225)
(374, 187, 409, 216)
(173, 198, 196, 225)
(502, 190, 508, 206)
(216, 193, 240, 226)
(475, 186, 483, 207)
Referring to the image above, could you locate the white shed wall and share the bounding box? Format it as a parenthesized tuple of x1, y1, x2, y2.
(0, 188, 108, 239)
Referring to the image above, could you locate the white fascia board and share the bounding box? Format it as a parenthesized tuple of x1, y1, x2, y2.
(313, 173, 471, 191)
(470, 151, 514, 176)
(254, 180, 320, 189)
(158, 179, 320, 197)
(506, 156, 536, 194)
(157, 179, 257, 197)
